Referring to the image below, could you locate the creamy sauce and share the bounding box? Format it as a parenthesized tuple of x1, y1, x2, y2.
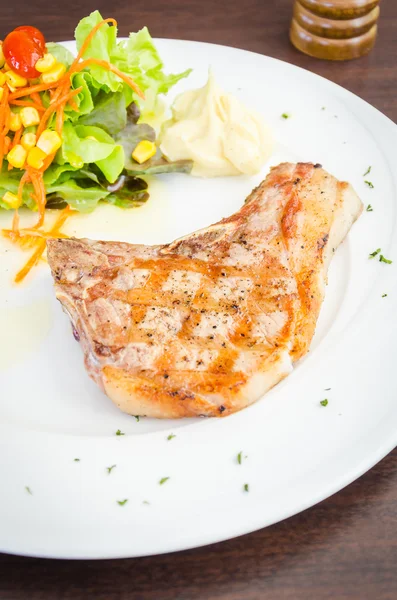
(160, 71, 273, 177)
(0, 299, 52, 371)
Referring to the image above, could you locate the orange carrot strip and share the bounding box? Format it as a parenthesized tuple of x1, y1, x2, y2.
(0, 86, 10, 169)
(14, 205, 72, 283)
(9, 81, 59, 100)
(71, 19, 117, 68)
(11, 127, 23, 148)
(36, 86, 82, 138)
(3, 136, 11, 153)
(30, 91, 44, 107)
(72, 58, 145, 99)
(68, 99, 79, 111)
(10, 99, 46, 111)
(56, 103, 65, 135)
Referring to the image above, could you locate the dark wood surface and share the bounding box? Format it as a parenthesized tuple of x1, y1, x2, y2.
(1, 1, 396, 598)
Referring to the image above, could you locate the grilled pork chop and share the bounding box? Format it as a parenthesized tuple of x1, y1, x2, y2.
(47, 163, 362, 418)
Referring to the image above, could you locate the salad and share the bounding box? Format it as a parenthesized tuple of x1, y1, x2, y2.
(0, 10, 192, 225)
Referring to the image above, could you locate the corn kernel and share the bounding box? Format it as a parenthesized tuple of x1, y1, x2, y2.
(9, 112, 22, 132)
(7, 144, 27, 169)
(35, 53, 57, 73)
(20, 107, 40, 128)
(40, 62, 66, 84)
(0, 42, 5, 68)
(3, 62, 11, 71)
(131, 140, 157, 164)
(0, 72, 5, 86)
(5, 70, 27, 88)
(21, 132, 37, 150)
(0, 87, 3, 102)
(2, 191, 21, 209)
(36, 130, 62, 155)
(27, 146, 46, 169)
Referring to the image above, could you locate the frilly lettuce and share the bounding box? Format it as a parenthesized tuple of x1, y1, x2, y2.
(0, 10, 192, 213)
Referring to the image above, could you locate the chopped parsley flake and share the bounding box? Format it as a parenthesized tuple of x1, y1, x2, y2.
(281, 113, 290, 119)
(107, 464, 117, 475)
(159, 477, 170, 485)
(324, 388, 331, 391)
(244, 483, 249, 492)
(167, 433, 176, 441)
(365, 180, 374, 188)
(143, 500, 150, 505)
(382, 293, 388, 298)
(366, 204, 373, 212)
(237, 451, 243, 465)
(117, 499, 128, 506)
(134, 415, 140, 422)
(74, 458, 80, 462)
(363, 166, 372, 176)
(369, 248, 381, 259)
(380, 255, 392, 264)
(321, 107, 326, 110)
(25, 486, 33, 495)
(320, 399, 328, 407)
(115, 429, 125, 436)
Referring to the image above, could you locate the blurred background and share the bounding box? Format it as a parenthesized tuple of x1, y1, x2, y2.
(1, 0, 396, 121)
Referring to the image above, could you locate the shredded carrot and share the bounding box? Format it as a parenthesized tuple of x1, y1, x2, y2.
(68, 98, 79, 112)
(72, 58, 145, 99)
(8, 81, 59, 100)
(11, 127, 23, 148)
(71, 18, 117, 68)
(13, 205, 73, 283)
(36, 86, 82, 138)
(0, 86, 10, 169)
(9, 99, 46, 111)
(30, 91, 44, 107)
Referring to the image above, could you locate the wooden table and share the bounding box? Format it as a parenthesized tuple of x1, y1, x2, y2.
(1, 1, 396, 598)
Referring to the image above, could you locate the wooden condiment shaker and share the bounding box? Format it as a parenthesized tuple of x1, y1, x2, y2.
(290, 0, 381, 60)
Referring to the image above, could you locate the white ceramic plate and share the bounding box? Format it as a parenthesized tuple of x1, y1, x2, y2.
(0, 39, 396, 559)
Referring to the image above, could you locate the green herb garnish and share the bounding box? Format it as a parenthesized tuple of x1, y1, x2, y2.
(382, 293, 388, 297)
(379, 255, 392, 264)
(25, 486, 33, 495)
(115, 429, 125, 436)
(363, 166, 372, 176)
(74, 458, 80, 462)
(244, 483, 249, 492)
(107, 464, 117, 474)
(366, 204, 373, 212)
(281, 113, 290, 119)
(369, 248, 381, 259)
(117, 499, 128, 506)
(167, 434, 176, 441)
(237, 451, 243, 465)
(365, 180, 374, 188)
(134, 415, 140, 422)
(320, 399, 328, 407)
(159, 477, 170, 485)
(143, 500, 150, 505)
(324, 388, 331, 391)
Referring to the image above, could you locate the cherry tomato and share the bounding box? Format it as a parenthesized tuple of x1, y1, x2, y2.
(3, 26, 46, 79)
(14, 26, 46, 53)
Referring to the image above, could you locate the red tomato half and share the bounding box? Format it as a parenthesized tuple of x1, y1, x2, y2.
(3, 26, 46, 79)
(14, 26, 46, 53)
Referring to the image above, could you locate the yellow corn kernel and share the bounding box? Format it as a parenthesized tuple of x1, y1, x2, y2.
(36, 130, 62, 155)
(7, 144, 27, 169)
(9, 112, 22, 132)
(20, 107, 40, 128)
(0, 87, 3, 102)
(2, 191, 21, 209)
(35, 53, 57, 73)
(40, 62, 66, 84)
(0, 72, 5, 86)
(21, 132, 37, 151)
(0, 42, 5, 68)
(5, 70, 27, 88)
(3, 62, 11, 71)
(27, 146, 46, 169)
(131, 140, 157, 164)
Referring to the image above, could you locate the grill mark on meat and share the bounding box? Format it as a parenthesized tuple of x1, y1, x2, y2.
(47, 162, 363, 418)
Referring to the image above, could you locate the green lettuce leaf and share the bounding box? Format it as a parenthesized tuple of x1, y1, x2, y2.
(77, 90, 127, 135)
(46, 42, 75, 68)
